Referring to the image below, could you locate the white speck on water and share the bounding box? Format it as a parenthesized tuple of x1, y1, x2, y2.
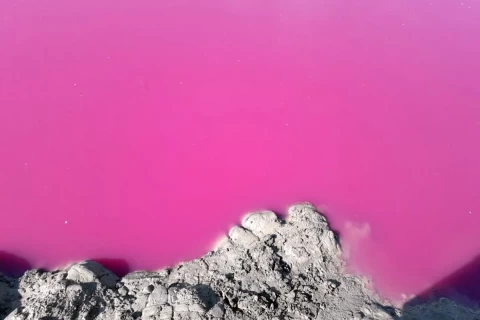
(24, 162, 28, 166)
(73, 83, 77, 86)
(180, 81, 183, 85)
(65, 220, 68, 224)
(107, 56, 111, 59)
(80, 94, 83, 97)
(285, 123, 289, 126)
(468, 211, 472, 215)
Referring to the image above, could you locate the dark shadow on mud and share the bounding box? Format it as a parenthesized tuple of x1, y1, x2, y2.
(407, 255, 480, 307)
(0, 252, 130, 278)
(0, 251, 32, 278)
(0, 252, 30, 319)
(399, 254, 480, 319)
(91, 258, 130, 277)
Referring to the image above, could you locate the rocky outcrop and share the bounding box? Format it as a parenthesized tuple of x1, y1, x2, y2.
(1, 204, 479, 320)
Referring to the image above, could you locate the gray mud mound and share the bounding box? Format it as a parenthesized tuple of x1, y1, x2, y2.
(1, 203, 479, 320)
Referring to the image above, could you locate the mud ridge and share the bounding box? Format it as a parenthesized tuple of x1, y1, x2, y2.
(1, 203, 478, 320)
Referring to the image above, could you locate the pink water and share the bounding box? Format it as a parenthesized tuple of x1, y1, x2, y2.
(1, 0, 480, 301)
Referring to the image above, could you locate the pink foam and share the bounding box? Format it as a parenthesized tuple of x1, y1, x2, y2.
(1, 0, 479, 300)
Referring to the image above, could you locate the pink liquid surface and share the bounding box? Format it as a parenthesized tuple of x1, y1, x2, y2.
(1, 0, 479, 301)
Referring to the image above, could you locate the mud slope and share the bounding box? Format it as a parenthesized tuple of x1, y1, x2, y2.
(1, 204, 478, 320)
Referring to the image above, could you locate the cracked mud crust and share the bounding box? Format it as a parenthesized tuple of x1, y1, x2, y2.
(1, 204, 479, 320)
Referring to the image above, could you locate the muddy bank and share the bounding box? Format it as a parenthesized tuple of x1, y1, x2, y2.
(0, 204, 478, 319)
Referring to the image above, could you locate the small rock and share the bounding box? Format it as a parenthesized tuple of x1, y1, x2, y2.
(118, 286, 129, 296)
(228, 226, 259, 248)
(142, 305, 162, 320)
(242, 211, 280, 237)
(207, 303, 225, 318)
(147, 285, 168, 306)
(66, 261, 119, 288)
